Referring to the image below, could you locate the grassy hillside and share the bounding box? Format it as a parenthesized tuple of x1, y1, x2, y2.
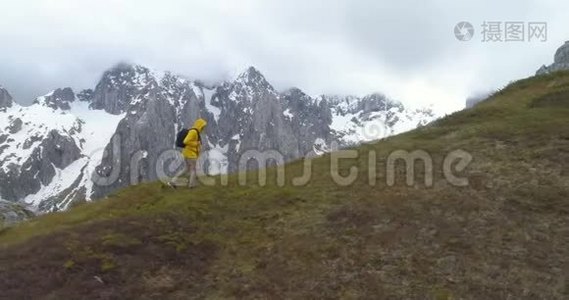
(1, 72, 569, 299)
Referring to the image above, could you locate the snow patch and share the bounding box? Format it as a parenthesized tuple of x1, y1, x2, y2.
(283, 108, 293, 119)
(231, 134, 242, 152)
(206, 143, 229, 175)
(23, 157, 88, 209)
(203, 87, 221, 122)
(0, 102, 79, 172)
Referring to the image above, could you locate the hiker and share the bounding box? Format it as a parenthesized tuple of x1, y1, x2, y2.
(169, 118, 207, 188)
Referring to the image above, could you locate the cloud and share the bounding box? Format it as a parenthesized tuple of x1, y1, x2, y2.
(0, 0, 567, 112)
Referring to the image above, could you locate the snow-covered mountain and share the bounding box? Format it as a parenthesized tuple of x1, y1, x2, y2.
(324, 94, 434, 145)
(0, 87, 124, 211)
(0, 64, 437, 213)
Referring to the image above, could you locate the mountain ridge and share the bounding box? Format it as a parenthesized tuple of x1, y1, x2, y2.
(0, 63, 436, 213)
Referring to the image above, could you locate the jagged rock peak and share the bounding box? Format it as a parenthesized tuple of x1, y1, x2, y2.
(90, 63, 157, 115)
(33, 88, 75, 110)
(284, 88, 326, 107)
(0, 86, 13, 111)
(160, 71, 191, 89)
(77, 89, 94, 102)
(360, 93, 403, 111)
(234, 66, 273, 90)
(98, 63, 154, 89)
(554, 40, 569, 64)
(536, 40, 569, 75)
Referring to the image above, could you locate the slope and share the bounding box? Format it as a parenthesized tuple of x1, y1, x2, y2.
(1, 72, 568, 299)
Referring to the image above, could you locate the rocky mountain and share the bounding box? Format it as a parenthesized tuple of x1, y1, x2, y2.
(537, 40, 569, 75)
(0, 88, 124, 212)
(325, 93, 434, 145)
(32, 87, 76, 110)
(0, 87, 13, 112)
(0, 64, 436, 213)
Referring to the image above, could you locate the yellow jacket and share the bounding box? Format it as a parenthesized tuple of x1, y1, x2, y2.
(182, 118, 207, 159)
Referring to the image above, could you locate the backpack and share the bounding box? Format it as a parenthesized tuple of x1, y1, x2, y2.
(175, 128, 200, 148)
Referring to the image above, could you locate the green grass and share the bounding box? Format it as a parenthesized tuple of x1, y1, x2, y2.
(1, 71, 569, 299)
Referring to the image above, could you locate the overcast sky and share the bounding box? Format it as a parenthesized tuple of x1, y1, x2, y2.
(0, 0, 568, 113)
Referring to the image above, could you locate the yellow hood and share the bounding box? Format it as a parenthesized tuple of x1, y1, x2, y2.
(193, 118, 207, 132)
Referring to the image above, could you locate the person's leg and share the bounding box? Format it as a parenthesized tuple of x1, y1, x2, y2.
(187, 159, 197, 188)
(169, 156, 189, 187)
